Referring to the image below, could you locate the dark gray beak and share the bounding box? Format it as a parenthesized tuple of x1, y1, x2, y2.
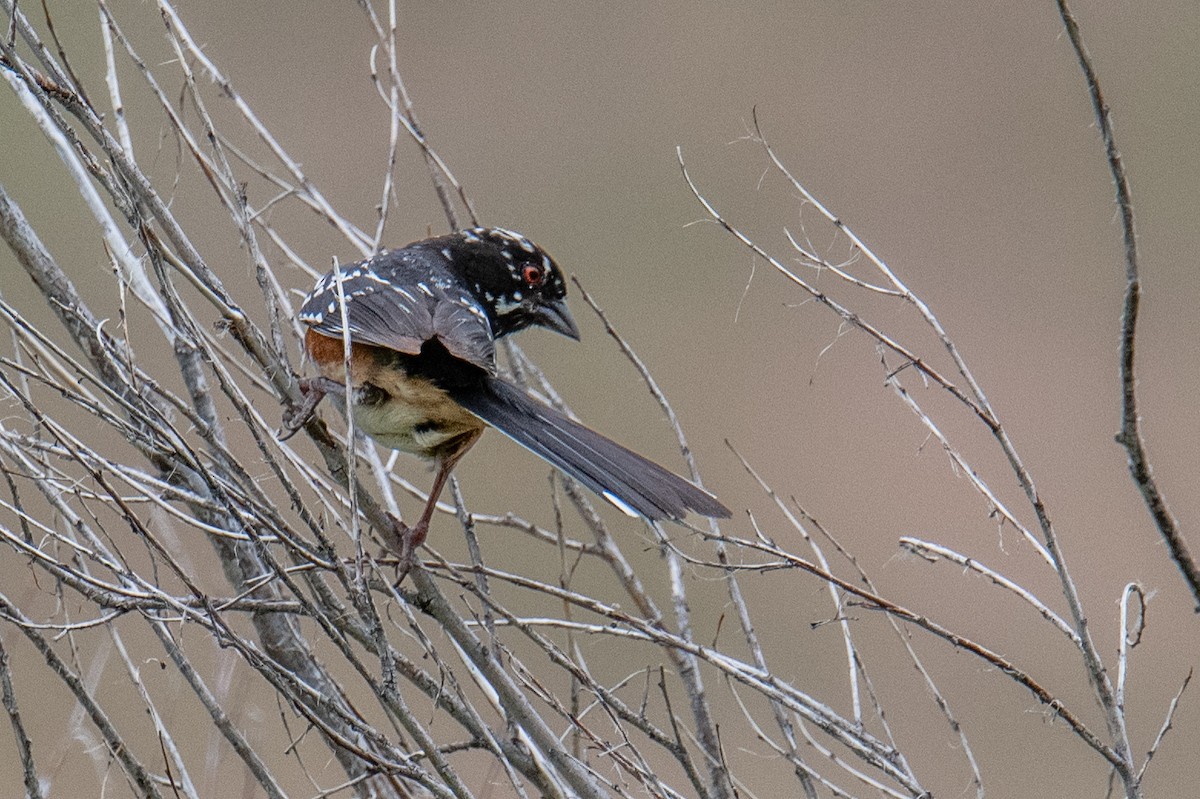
(534, 298, 581, 341)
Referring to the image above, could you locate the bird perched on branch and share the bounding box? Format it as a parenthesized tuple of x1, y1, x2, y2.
(284, 227, 729, 574)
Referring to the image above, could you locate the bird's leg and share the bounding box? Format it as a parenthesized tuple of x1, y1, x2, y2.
(280, 376, 347, 440)
(387, 429, 482, 583)
(386, 462, 450, 581)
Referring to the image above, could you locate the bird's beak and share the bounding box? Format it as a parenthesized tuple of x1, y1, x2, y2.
(534, 298, 581, 340)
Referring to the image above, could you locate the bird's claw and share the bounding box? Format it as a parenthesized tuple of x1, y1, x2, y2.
(381, 512, 427, 585)
(279, 377, 330, 441)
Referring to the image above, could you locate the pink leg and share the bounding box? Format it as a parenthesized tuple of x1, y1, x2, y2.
(280, 377, 345, 440)
(388, 429, 482, 582)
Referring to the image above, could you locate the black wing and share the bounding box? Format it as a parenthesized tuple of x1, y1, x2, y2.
(448, 377, 731, 521)
(298, 250, 496, 372)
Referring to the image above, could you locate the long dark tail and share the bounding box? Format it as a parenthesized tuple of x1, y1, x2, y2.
(448, 378, 730, 521)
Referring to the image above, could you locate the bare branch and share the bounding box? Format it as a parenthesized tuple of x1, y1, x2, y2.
(1053, 0, 1200, 609)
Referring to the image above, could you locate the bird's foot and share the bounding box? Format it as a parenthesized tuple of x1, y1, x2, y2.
(279, 377, 338, 440)
(381, 512, 428, 585)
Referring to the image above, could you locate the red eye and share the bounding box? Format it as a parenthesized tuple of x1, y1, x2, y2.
(522, 264, 544, 286)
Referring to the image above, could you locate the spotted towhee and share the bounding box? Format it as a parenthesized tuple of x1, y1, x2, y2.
(285, 227, 730, 571)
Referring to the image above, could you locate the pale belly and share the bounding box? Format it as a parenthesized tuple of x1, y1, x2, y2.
(309, 336, 485, 457)
(348, 371, 483, 457)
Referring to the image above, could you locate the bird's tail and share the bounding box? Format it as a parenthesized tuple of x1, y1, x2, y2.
(449, 378, 730, 521)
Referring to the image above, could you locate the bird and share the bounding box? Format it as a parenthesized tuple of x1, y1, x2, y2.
(284, 227, 730, 574)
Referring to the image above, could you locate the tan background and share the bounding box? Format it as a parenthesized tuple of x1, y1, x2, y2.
(1, 1, 1197, 797)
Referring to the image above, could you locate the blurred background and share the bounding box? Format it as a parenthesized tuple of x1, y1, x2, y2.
(1, 1, 1197, 796)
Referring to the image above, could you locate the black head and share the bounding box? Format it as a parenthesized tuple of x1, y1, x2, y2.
(430, 227, 579, 341)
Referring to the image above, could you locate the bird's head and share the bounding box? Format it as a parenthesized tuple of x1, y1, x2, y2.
(437, 227, 580, 341)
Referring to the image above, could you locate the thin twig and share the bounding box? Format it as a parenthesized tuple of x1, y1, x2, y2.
(1054, 0, 1200, 610)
